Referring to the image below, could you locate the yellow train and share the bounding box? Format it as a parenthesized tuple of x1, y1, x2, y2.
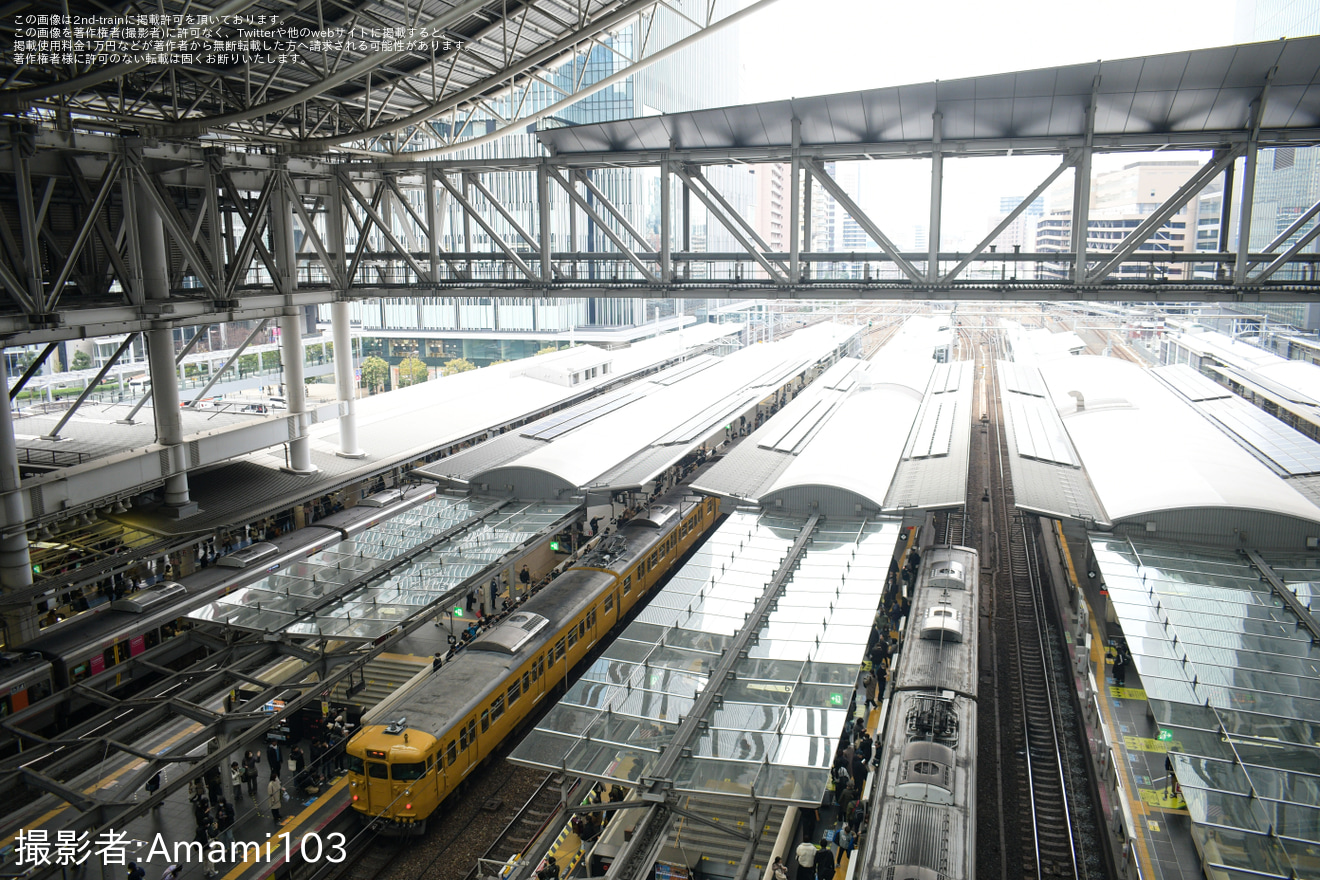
(346, 491, 720, 832)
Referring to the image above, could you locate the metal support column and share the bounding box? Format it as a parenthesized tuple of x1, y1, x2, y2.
(789, 118, 801, 284)
(42, 333, 137, 440)
(1072, 76, 1099, 282)
(537, 164, 553, 283)
(802, 164, 813, 283)
(928, 111, 943, 284)
(121, 325, 209, 421)
(136, 169, 191, 508)
(271, 188, 314, 474)
(1217, 160, 1236, 258)
(660, 160, 672, 283)
(1236, 126, 1260, 285)
(0, 354, 36, 646)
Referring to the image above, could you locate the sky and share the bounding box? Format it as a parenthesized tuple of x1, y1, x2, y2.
(733, 0, 1244, 248)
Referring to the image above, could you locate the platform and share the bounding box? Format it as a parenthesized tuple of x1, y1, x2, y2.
(1094, 658, 1202, 880)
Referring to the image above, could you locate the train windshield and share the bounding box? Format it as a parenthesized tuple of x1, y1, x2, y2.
(367, 762, 388, 779)
(392, 762, 425, 780)
(347, 755, 364, 774)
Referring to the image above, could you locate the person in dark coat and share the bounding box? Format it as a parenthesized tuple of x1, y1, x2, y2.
(814, 838, 835, 880)
(266, 742, 281, 778)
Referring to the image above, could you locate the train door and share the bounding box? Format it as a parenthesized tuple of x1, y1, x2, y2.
(364, 756, 391, 813)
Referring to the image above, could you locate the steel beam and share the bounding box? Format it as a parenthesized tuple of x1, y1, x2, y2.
(539, 164, 554, 283)
(436, 172, 538, 282)
(675, 166, 787, 284)
(184, 319, 269, 407)
(41, 333, 137, 440)
(7, 343, 57, 401)
(45, 156, 121, 313)
(549, 168, 659, 283)
(119, 325, 210, 422)
(942, 154, 1074, 284)
(1088, 147, 1241, 283)
(806, 159, 922, 283)
(1072, 76, 1100, 282)
(1250, 218, 1320, 284)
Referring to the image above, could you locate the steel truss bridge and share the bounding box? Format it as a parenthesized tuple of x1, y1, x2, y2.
(0, 38, 1318, 346)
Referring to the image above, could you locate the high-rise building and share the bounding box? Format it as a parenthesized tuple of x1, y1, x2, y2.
(1233, 0, 1320, 328)
(1034, 161, 1210, 280)
(754, 163, 789, 254)
(333, 0, 750, 366)
(989, 195, 1044, 253)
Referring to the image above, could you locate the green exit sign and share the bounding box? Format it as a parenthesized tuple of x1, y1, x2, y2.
(454, 606, 464, 617)
(829, 693, 843, 707)
(1158, 729, 1173, 742)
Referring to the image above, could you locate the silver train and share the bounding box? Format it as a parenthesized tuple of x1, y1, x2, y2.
(865, 545, 979, 880)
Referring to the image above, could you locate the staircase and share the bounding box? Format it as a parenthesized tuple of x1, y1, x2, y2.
(666, 799, 787, 879)
(327, 653, 430, 711)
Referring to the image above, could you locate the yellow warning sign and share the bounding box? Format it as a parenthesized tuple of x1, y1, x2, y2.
(1110, 686, 1147, 700)
(1124, 735, 1179, 753)
(1138, 789, 1188, 811)
(1147, 820, 1161, 833)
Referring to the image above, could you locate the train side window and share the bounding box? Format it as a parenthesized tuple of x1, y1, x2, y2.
(623, 576, 631, 595)
(635, 566, 643, 583)
(522, 672, 530, 693)
(481, 710, 490, 733)
(567, 628, 578, 649)
(578, 620, 586, 639)
(467, 720, 476, 743)
(536, 656, 545, 678)
(555, 638, 566, 660)
(604, 595, 615, 613)
(648, 551, 658, 569)
(447, 742, 457, 766)
(145, 629, 161, 649)
(460, 726, 469, 749)
(587, 610, 596, 628)
(103, 647, 117, 669)
(491, 695, 504, 721)
(507, 679, 520, 704)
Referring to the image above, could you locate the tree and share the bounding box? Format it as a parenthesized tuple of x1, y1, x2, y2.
(360, 356, 390, 393)
(441, 357, 476, 377)
(71, 351, 93, 370)
(489, 359, 511, 366)
(536, 345, 560, 356)
(397, 356, 428, 387)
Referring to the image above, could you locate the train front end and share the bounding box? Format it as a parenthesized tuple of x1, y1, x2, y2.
(346, 718, 439, 834)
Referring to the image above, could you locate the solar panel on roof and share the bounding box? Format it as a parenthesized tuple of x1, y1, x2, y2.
(909, 399, 957, 459)
(1199, 398, 1320, 476)
(1156, 365, 1231, 401)
(521, 390, 644, 440)
(1002, 361, 1047, 397)
(758, 399, 832, 453)
(651, 358, 721, 387)
(1007, 395, 1075, 466)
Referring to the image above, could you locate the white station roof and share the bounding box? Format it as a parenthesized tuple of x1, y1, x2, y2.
(1039, 356, 1320, 527)
(695, 316, 970, 515)
(420, 323, 859, 496)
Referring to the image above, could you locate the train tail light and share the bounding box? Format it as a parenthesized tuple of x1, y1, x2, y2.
(404, 803, 412, 810)
(352, 795, 359, 801)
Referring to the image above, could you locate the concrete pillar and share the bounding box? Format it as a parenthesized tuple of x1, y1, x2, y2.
(137, 175, 191, 506)
(0, 355, 37, 645)
(280, 312, 314, 473)
(331, 302, 364, 458)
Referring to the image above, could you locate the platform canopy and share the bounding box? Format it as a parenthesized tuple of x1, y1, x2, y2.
(510, 510, 899, 805)
(1094, 536, 1320, 880)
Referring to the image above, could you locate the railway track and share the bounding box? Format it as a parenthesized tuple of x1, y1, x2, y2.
(467, 772, 570, 880)
(972, 329, 1099, 880)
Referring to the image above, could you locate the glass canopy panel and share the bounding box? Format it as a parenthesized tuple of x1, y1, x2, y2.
(511, 512, 901, 806)
(1093, 534, 1320, 880)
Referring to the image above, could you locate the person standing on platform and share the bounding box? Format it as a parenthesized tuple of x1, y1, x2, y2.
(268, 777, 283, 824)
(466, 587, 477, 614)
(215, 798, 235, 846)
(433, 652, 443, 673)
(590, 516, 600, 536)
(230, 762, 243, 804)
(794, 839, 817, 880)
(266, 741, 281, 778)
(862, 670, 878, 710)
(772, 857, 788, 880)
(814, 837, 835, 880)
(520, 565, 531, 591)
